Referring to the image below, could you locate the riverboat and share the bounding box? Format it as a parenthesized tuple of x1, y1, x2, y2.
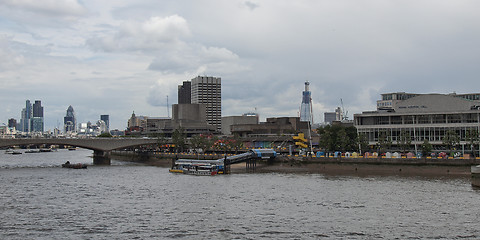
(169, 159, 224, 175)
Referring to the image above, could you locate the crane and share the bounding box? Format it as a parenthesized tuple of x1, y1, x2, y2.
(340, 98, 349, 120)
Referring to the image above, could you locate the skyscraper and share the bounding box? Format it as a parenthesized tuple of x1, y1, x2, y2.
(178, 81, 191, 104)
(20, 100, 32, 132)
(8, 118, 17, 129)
(300, 81, 313, 123)
(31, 100, 44, 132)
(100, 115, 109, 132)
(191, 76, 222, 131)
(64, 105, 76, 133)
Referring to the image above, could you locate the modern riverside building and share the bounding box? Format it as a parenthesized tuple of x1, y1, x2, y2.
(354, 92, 480, 152)
(191, 76, 222, 132)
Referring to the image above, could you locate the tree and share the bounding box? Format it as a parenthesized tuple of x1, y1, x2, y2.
(149, 133, 166, 150)
(376, 130, 392, 155)
(172, 128, 186, 153)
(357, 133, 369, 154)
(97, 132, 112, 138)
(225, 134, 243, 154)
(421, 138, 432, 158)
(317, 125, 358, 152)
(442, 130, 460, 154)
(466, 129, 480, 158)
(335, 128, 348, 152)
(318, 126, 334, 152)
(190, 134, 205, 152)
(398, 130, 412, 154)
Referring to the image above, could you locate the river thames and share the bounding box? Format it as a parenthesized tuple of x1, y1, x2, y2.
(1, 149, 479, 239)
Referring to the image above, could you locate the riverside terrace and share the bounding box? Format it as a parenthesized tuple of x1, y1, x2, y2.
(0, 138, 158, 164)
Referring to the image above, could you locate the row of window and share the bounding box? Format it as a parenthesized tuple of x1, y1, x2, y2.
(358, 113, 480, 125)
(358, 126, 479, 142)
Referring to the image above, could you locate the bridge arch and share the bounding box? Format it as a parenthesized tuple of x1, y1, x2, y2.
(0, 138, 159, 164)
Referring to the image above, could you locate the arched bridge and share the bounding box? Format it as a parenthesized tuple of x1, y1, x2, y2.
(0, 138, 159, 164)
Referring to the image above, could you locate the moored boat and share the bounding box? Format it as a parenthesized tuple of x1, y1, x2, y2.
(170, 159, 223, 176)
(25, 149, 41, 153)
(5, 149, 22, 154)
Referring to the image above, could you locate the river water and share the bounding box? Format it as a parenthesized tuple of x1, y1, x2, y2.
(1, 149, 479, 239)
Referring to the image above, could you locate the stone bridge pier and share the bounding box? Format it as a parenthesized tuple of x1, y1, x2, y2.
(93, 150, 111, 165)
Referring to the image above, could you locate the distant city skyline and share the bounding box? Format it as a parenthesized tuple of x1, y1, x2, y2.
(1, 1, 480, 130)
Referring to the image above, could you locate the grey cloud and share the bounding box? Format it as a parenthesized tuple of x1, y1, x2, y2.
(1, 0, 87, 17)
(86, 15, 190, 53)
(244, 1, 259, 10)
(0, 36, 25, 70)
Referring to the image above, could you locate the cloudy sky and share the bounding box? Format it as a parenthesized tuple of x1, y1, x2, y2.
(1, 0, 480, 130)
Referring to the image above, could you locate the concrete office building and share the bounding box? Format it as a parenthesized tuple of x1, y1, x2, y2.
(191, 76, 222, 132)
(222, 114, 259, 135)
(231, 117, 309, 137)
(140, 104, 216, 137)
(354, 92, 480, 151)
(324, 107, 343, 124)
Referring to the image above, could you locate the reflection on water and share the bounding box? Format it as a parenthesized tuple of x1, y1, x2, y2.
(0, 149, 479, 239)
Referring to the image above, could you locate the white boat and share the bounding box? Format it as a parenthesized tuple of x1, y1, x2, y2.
(170, 159, 223, 175)
(5, 149, 22, 155)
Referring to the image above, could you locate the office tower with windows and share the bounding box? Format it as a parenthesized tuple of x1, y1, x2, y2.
(178, 81, 191, 104)
(20, 100, 32, 132)
(191, 76, 221, 132)
(100, 115, 109, 132)
(31, 100, 44, 132)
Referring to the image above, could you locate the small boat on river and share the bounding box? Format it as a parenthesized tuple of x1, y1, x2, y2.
(25, 149, 41, 153)
(5, 149, 22, 155)
(62, 161, 87, 169)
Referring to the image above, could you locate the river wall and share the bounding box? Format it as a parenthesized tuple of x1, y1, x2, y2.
(111, 150, 480, 177)
(112, 150, 480, 166)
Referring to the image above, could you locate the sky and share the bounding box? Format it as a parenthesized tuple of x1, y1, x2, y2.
(1, 0, 480, 131)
